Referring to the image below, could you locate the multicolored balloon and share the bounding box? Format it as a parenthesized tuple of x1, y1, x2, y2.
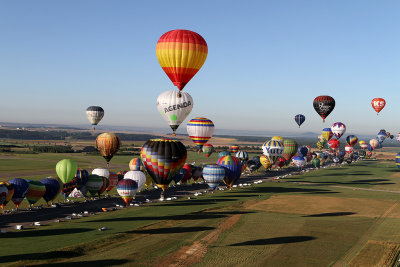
(0, 182, 14, 208)
(345, 145, 354, 155)
(56, 159, 78, 184)
(157, 90, 193, 135)
(282, 139, 298, 162)
(187, 117, 215, 150)
(202, 144, 214, 158)
(395, 153, 400, 169)
(203, 164, 225, 190)
(292, 156, 306, 168)
(369, 139, 379, 149)
(156, 29, 208, 91)
(117, 179, 138, 206)
(271, 136, 284, 144)
(294, 114, 305, 128)
(331, 122, 346, 139)
(371, 98, 386, 115)
(86, 174, 104, 196)
(260, 155, 273, 170)
(262, 140, 284, 164)
(230, 145, 239, 153)
(61, 178, 78, 198)
(96, 133, 121, 163)
(322, 128, 333, 141)
(129, 158, 144, 171)
(25, 180, 46, 206)
(377, 132, 386, 143)
(106, 172, 119, 192)
(313, 95, 335, 122)
(0, 184, 8, 207)
(216, 155, 241, 188)
(141, 139, 187, 191)
(359, 140, 368, 150)
(346, 135, 358, 147)
(181, 164, 193, 183)
(218, 151, 231, 158)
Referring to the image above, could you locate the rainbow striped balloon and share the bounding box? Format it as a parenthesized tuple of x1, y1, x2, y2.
(117, 179, 138, 206)
(156, 29, 208, 91)
(396, 153, 400, 169)
(231, 145, 239, 153)
(25, 180, 46, 206)
(187, 117, 215, 150)
(129, 158, 144, 171)
(216, 155, 241, 188)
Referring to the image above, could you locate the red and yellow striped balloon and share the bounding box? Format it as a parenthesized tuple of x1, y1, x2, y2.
(156, 29, 208, 91)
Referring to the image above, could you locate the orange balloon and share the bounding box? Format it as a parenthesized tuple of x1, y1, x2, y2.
(371, 98, 386, 114)
(96, 133, 121, 162)
(156, 29, 208, 91)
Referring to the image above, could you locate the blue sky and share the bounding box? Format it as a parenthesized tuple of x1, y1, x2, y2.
(0, 0, 399, 136)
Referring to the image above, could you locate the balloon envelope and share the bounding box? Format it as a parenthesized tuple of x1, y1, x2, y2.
(331, 122, 346, 139)
(262, 140, 284, 164)
(187, 117, 214, 150)
(8, 178, 29, 207)
(371, 98, 386, 114)
(216, 155, 241, 188)
(40, 178, 61, 203)
(202, 144, 214, 157)
(25, 180, 46, 206)
(203, 164, 225, 190)
(156, 29, 208, 91)
(56, 159, 78, 184)
(282, 139, 298, 162)
(294, 114, 305, 127)
(86, 106, 104, 125)
(129, 158, 144, 171)
(117, 179, 138, 205)
(124, 171, 146, 191)
(96, 133, 121, 162)
(313, 95, 335, 122)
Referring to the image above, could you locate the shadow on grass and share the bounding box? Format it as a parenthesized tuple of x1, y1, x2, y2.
(89, 211, 255, 223)
(291, 178, 392, 186)
(239, 187, 338, 195)
(215, 194, 259, 198)
(127, 226, 214, 234)
(302, 212, 356, 217)
(152, 198, 237, 207)
(1, 228, 93, 238)
(228, 236, 316, 246)
(28, 259, 130, 266)
(0, 251, 84, 263)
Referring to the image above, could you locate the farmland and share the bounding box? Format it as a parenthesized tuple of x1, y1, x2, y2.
(1, 154, 400, 266)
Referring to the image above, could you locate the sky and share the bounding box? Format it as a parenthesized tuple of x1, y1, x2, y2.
(0, 0, 399, 136)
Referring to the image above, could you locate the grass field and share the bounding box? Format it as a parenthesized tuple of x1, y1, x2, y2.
(2, 158, 400, 266)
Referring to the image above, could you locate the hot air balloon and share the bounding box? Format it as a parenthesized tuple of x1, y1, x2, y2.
(271, 136, 284, 143)
(86, 106, 104, 131)
(313, 95, 335, 122)
(117, 179, 138, 206)
(86, 174, 104, 196)
(230, 145, 239, 153)
(157, 90, 193, 135)
(359, 140, 368, 149)
(294, 114, 305, 128)
(187, 117, 214, 151)
(106, 172, 119, 192)
(129, 158, 144, 171)
(8, 178, 29, 208)
(124, 171, 146, 191)
(331, 122, 346, 139)
(260, 155, 273, 170)
(96, 133, 121, 164)
(216, 155, 241, 188)
(282, 139, 298, 162)
(181, 164, 193, 183)
(396, 153, 400, 169)
(203, 164, 225, 190)
(298, 146, 309, 157)
(141, 139, 187, 191)
(172, 168, 186, 184)
(377, 132, 386, 143)
(56, 159, 78, 184)
(235, 151, 249, 163)
(97, 177, 109, 196)
(292, 156, 306, 168)
(277, 157, 286, 169)
(156, 29, 208, 92)
(92, 168, 110, 179)
(346, 135, 358, 147)
(321, 128, 333, 141)
(40, 177, 60, 204)
(0, 182, 14, 208)
(371, 98, 386, 115)
(218, 151, 231, 158)
(0, 184, 8, 207)
(75, 169, 89, 186)
(262, 140, 284, 164)
(202, 144, 214, 158)
(61, 178, 78, 199)
(312, 158, 320, 168)
(345, 145, 354, 155)
(316, 140, 325, 150)
(369, 139, 379, 149)
(25, 180, 46, 207)
(328, 139, 340, 150)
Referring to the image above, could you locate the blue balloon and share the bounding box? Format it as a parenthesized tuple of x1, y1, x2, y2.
(40, 177, 61, 203)
(338, 150, 346, 158)
(367, 144, 374, 152)
(218, 151, 231, 158)
(203, 164, 225, 190)
(294, 114, 306, 128)
(8, 178, 29, 206)
(298, 146, 308, 157)
(172, 168, 186, 184)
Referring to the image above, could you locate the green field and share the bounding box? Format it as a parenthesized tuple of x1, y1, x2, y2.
(1, 159, 400, 266)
